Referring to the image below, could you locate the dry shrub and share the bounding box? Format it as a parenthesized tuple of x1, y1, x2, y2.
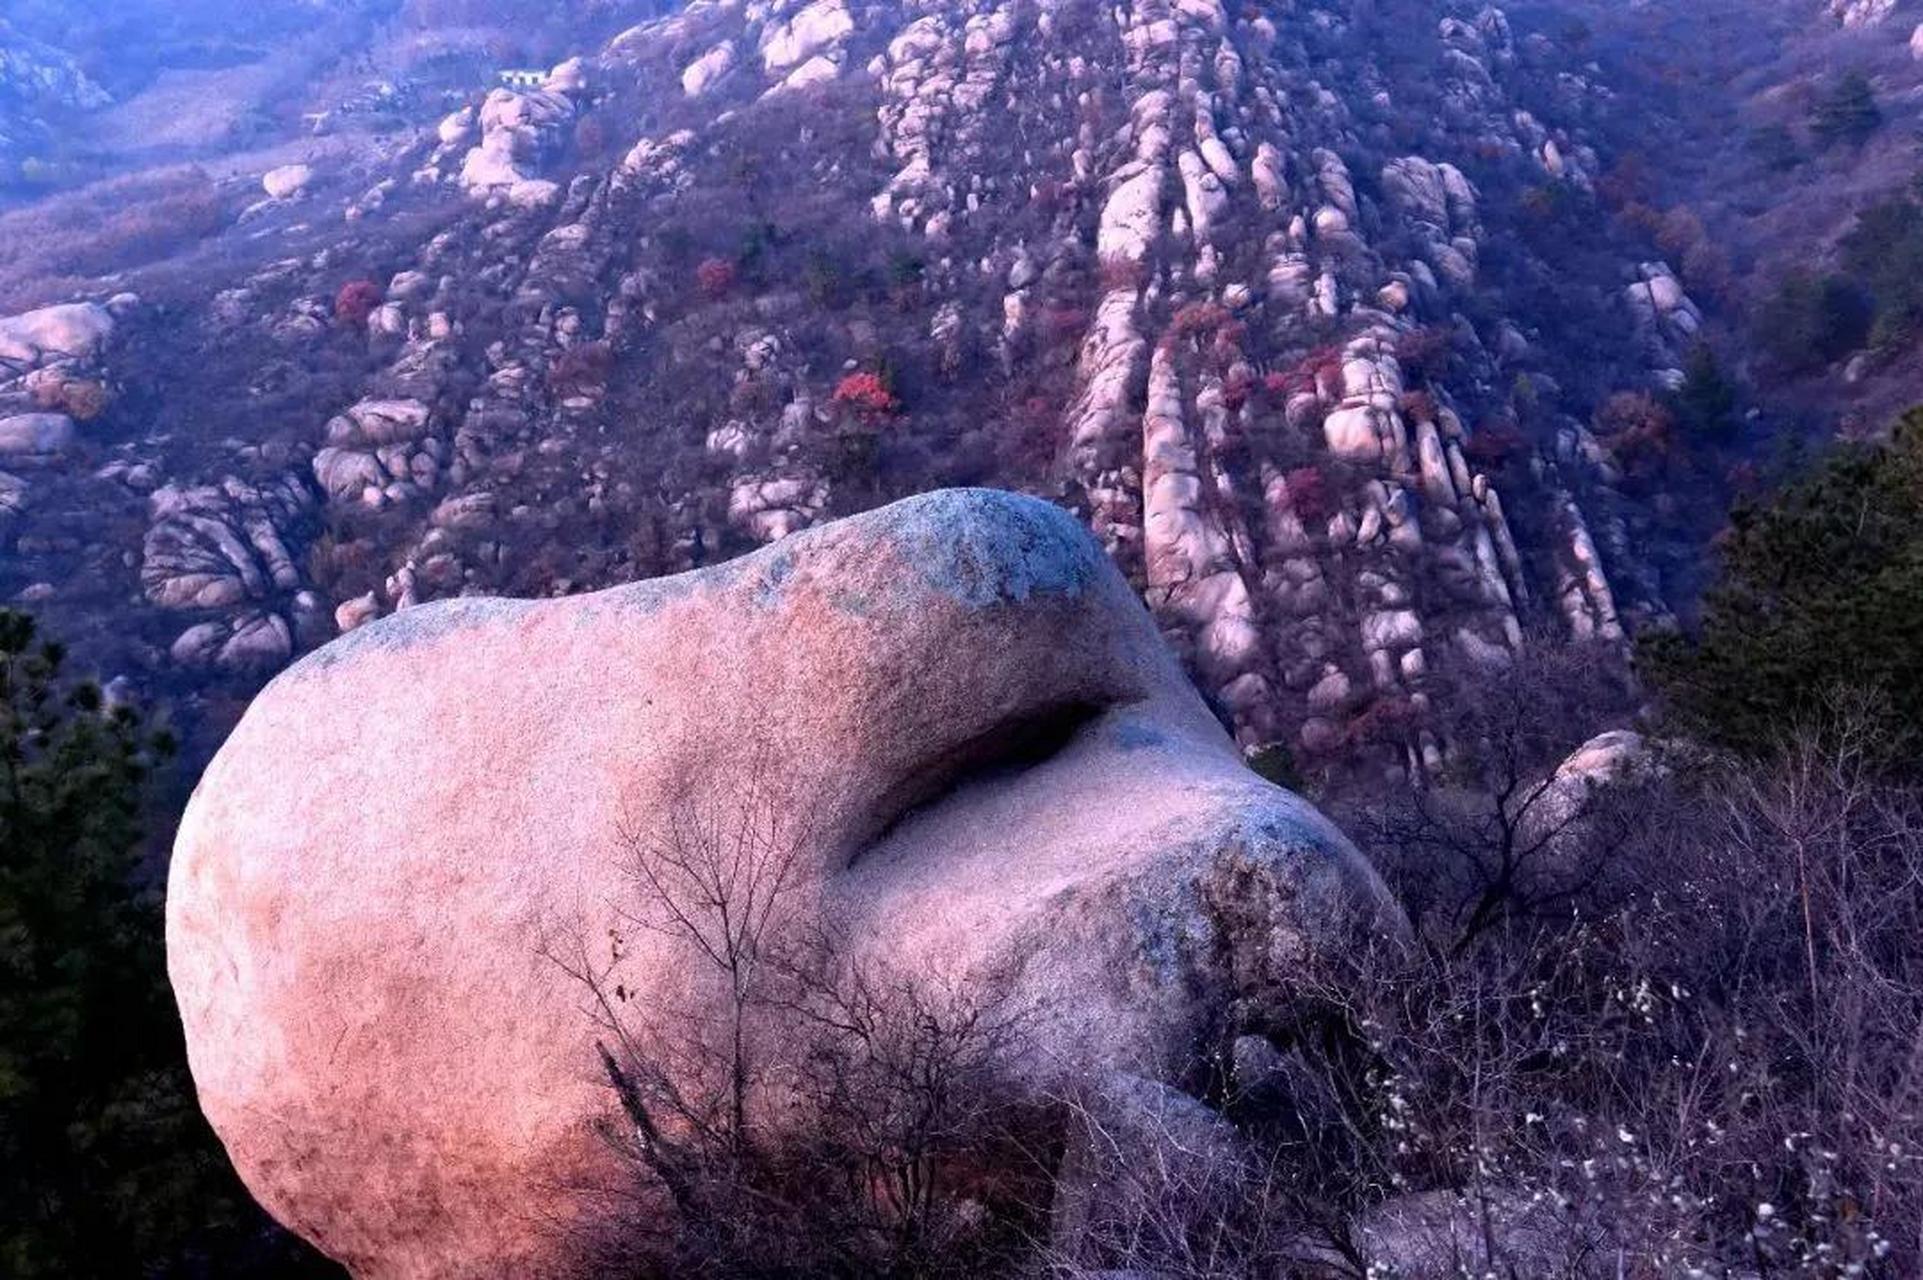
(1166, 301, 1231, 345)
(555, 670, 1923, 1279)
(1313, 674, 1921, 1276)
(1284, 464, 1335, 525)
(31, 377, 111, 422)
(1340, 694, 1428, 755)
(550, 772, 1049, 1278)
(550, 341, 616, 398)
(695, 256, 737, 298)
(1395, 325, 1454, 383)
(1595, 389, 1676, 474)
(1060, 667, 1923, 1278)
(1041, 305, 1089, 342)
(1097, 253, 1146, 292)
(1398, 388, 1437, 425)
(333, 280, 384, 329)
(0, 168, 228, 312)
(1461, 420, 1525, 468)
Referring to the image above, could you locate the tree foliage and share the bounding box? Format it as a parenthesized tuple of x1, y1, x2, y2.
(1672, 342, 1739, 442)
(0, 610, 327, 1277)
(1811, 70, 1882, 149)
(1644, 412, 1923, 764)
(1753, 269, 1870, 374)
(1839, 190, 1923, 351)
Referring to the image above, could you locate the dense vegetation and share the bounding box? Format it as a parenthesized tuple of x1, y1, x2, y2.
(1810, 70, 1883, 152)
(1752, 185, 1923, 375)
(0, 610, 328, 1277)
(1645, 409, 1923, 765)
(1840, 189, 1923, 355)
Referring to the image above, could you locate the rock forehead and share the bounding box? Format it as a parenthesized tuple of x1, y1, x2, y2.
(310, 486, 1107, 661)
(169, 488, 1391, 1279)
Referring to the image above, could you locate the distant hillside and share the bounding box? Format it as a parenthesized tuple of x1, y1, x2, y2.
(0, 0, 1762, 792)
(0, 19, 111, 183)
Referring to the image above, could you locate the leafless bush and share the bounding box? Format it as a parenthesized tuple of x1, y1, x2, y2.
(1345, 638, 1647, 951)
(549, 769, 1050, 1277)
(554, 695, 1921, 1277)
(1271, 694, 1923, 1276)
(1043, 1075, 1339, 1278)
(0, 168, 229, 311)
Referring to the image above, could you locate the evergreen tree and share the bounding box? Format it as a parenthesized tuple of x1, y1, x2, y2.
(0, 610, 330, 1276)
(1644, 411, 1923, 764)
(1673, 343, 1739, 443)
(1840, 192, 1923, 349)
(1753, 269, 1871, 374)
(1811, 70, 1882, 148)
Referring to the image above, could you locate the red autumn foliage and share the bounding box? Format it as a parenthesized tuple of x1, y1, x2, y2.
(696, 257, 738, 297)
(1285, 465, 1335, 525)
(1596, 390, 1673, 439)
(832, 371, 899, 419)
(1395, 325, 1454, 383)
(1168, 301, 1231, 341)
(1595, 390, 1676, 474)
(1225, 377, 1254, 414)
(334, 279, 385, 328)
(1399, 389, 1438, 424)
(1342, 694, 1428, 749)
(1279, 344, 1346, 394)
(1262, 370, 1300, 398)
(550, 342, 616, 397)
(1462, 422, 1526, 468)
(1097, 254, 1146, 292)
(1042, 306, 1089, 340)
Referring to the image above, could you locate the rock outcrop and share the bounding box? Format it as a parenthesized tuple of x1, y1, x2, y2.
(0, 18, 111, 179)
(1830, 0, 1899, 27)
(140, 476, 326, 673)
(261, 163, 314, 200)
(0, 301, 114, 368)
(168, 489, 1396, 1279)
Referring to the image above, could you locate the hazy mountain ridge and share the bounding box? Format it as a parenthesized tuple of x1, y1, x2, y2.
(0, 19, 112, 182)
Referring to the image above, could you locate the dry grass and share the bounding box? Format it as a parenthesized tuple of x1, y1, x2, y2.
(0, 168, 230, 313)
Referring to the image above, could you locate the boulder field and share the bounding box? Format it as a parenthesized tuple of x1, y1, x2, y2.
(167, 488, 1398, 1278)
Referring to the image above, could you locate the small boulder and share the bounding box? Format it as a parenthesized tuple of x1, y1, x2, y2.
(262, 164, 315, 200)
(0, 413, 77, 455)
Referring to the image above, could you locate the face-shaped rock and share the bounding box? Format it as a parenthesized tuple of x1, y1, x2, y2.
(168, 489, 1395, 1277)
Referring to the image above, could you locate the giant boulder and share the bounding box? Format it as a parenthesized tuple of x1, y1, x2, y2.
(168, 489, 1396, 1278)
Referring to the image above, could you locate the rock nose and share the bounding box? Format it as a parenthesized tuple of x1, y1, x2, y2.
(832, 688, 1398, 1082)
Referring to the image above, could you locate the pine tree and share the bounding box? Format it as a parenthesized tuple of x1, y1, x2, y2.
(1644, 411, 1923, 764)
(0, 610, 331, 1276)
(1811, 70, 1882, 149)
(1673, 344, 1739, 443)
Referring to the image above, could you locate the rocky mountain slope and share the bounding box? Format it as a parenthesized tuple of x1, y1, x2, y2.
(0, 0, 1727, 783)
(0, 20, 112, 182)
(1542, 0, 1923, 428)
